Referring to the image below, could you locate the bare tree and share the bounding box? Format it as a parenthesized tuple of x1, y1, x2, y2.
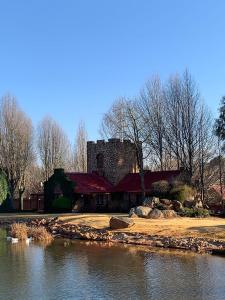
(124, 100, 149, 201)
(140, 76, 168, 170)
(73, 120, 88, 172)
(100, 98, 149, 201)
(23, 163, 43, 197)
(100, 70, 214, 202)
(0, 94, 34, 209)
(196, 105, 214, 202)
(100, 98, 127, 140)
(163, 71, 205, 179)
(37, 116, 71, 181)
(164, 75, 183, 169)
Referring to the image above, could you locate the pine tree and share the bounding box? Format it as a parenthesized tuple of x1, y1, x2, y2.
(215, 96, 225, 141)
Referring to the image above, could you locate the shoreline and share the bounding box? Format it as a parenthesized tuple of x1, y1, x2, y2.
(1, 216, 225, 256)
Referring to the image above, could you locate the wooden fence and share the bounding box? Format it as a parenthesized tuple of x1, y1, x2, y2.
(13, 194, 44, 212)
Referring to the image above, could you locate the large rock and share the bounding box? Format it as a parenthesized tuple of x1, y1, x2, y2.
(162, 210, 177, 218)
(110, 217, 134, 229)
(172, 200, 184, 212)
(148, 208, 164, 219)
(129, 207, 136, 217)
(160, 199, 172, 206)
(183, 200, 195, 208)
(185, 199, 204, 209)
(193, 200, 203, 209)
(129, 212, 138, 218)
(136, 206, 152, 218)
(143, 197, 160, 208)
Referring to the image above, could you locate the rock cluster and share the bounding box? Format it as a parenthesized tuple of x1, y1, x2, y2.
(129, 196, 205, 219)
(129, 197, 180, 219)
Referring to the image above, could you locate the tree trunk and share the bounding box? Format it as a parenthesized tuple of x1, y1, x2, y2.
(18, 188, 25, 211)
(218, 143, 224, 210)
(136, 144, 145, 203)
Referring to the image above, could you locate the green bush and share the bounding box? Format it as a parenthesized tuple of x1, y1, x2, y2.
(179, 208, 210, 218)
(151, 180, 170, 196)
(52, 196, 71, 210)
(170, 185, 194, 203)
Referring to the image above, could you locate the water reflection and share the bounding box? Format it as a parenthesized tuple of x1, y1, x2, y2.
(0, 229, 225, 300)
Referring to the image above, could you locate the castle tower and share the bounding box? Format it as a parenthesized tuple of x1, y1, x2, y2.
(87, 139, 138, 185)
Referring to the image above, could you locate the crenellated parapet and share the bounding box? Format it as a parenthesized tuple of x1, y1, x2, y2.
(87, 139, 138, 185)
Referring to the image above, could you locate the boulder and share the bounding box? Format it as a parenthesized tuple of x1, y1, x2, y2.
(193, 200, 203, 209)
(143, 197, 160, 208)
(162, 210, 177, 218)
(109, 217, 134, 229)
(148, 208, 164, 219)
(129, 207, 136, 217)
(129, 212, 138, 218)
(183, 199, 195, 208)
(172, 200, 184, 212)
(160, 199, 172, 206)
(136, 206, 152, 218)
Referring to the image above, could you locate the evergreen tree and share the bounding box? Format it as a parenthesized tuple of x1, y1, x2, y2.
(215, 96, 225, 142)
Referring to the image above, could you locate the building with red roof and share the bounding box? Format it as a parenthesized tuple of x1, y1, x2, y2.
(42, 168, 181, 212)
(66, 172, 113, 194)
(114, 170, 181, 193)
(41, 139, 182, 212)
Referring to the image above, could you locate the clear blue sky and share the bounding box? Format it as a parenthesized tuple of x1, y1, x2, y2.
(0, 0, 225, 142)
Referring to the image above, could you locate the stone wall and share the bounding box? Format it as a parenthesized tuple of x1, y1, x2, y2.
(87, 139, 138, 185)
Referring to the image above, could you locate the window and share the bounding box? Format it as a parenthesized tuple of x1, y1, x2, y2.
(96, 153, 104, 169)
(96, 194, 105, 206)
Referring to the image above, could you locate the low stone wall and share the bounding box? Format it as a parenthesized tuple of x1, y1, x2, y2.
(1, 217, 225, 255)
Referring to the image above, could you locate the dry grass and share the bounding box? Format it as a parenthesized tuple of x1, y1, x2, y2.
(9, 223, 28, 240)
(9, 223, 53, 242)
(59, 214, 225, 241)
(27, 226, 53, 242)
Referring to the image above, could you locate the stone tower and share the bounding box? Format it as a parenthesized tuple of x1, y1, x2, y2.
(87, 139, 138, 185)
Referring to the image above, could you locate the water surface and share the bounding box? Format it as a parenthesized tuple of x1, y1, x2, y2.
(0, 228, 225, 300)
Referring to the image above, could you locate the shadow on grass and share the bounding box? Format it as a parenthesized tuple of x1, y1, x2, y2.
(188, 225, 225, 233)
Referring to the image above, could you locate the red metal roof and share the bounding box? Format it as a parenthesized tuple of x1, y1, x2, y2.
(66, 172, 113, 194)
(65, 170, 181, 194)
(114, 170, 181, 193)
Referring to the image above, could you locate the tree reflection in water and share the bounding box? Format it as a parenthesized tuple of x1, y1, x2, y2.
(0, 228, 225, 300)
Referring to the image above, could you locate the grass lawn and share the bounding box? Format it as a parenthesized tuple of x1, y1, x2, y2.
(59, 214, 225, 240)
(1, 212, 225, 241)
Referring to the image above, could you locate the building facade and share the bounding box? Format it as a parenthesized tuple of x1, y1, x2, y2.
(41, 139, 181, 213)
(87, 139, 138, 185)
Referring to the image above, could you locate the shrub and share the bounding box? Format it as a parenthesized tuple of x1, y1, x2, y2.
(151, 180, 170, 196)
(179, 208, 210, 218)
(9, 223, 28, 240)
(9, 223, 53, 243)
(170, 185, 195, 203)
(52, 196, 71, 210)
(27, 226, 53, 242)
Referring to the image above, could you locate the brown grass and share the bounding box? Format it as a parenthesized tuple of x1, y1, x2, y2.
(9, 223, 53, 242)
(59, 214, 225, 241)
(9, 223, 28, 240)
(27, 226, 53, 242)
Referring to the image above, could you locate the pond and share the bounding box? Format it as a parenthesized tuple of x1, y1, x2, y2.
(0, 228, 225, 300)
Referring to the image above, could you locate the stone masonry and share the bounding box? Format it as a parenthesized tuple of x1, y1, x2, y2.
(87, 139, 138, 185)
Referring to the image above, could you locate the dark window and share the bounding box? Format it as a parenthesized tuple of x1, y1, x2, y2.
(96, 153, 104, 169)
(96, 194, 105, 206)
